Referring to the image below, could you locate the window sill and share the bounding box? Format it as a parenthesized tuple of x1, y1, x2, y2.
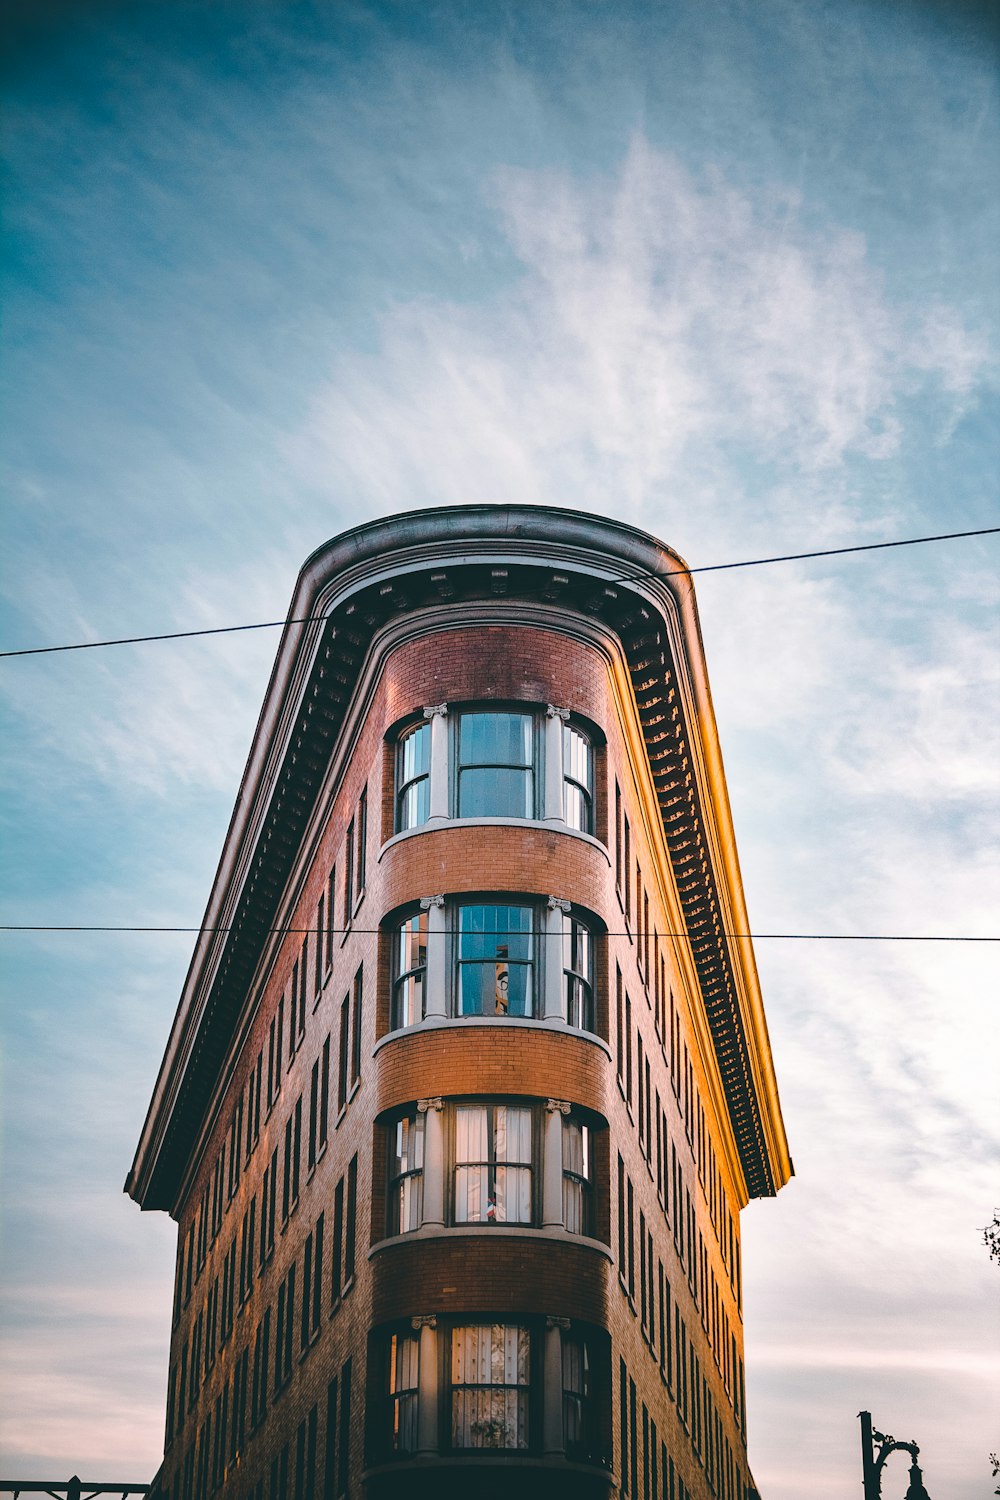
(378, 818, 612, 867)
(373, 1016, 612, 1061)
(368, 1224, 613, 1261)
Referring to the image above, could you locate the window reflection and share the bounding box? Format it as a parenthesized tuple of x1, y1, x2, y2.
(457, 904, 533, 1017)
(457, 712, 534, 818)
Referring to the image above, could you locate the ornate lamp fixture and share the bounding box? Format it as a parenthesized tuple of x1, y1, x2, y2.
(860, 1410, 933, 1500)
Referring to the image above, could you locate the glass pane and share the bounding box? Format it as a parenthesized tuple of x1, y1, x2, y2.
(563, 781, 589, 831)
(495, 1165, 532, 1223)
(393, 1116, 424, 1175)
(393, 972, 423, 1028)
(563, 1177, 583, 1234)
(398, 778, 430, 830)
(401, 724, 430, 780)
(397, 914, 427, 974)
(458, 907, 532, 1016)
(564, 725, 591, 786)
(458, 766, 533, 818)
(458, 713, 532, 768)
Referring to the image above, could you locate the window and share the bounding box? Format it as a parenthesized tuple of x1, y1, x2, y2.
(457, 903, 533, 1017)
(456, 710, 534, 818)
(395, 722, 431, 831)
(561, 912, 594, 1029)
(454, 1104, 532, 1224)
(451, 1324, 530, 1450)
(388, 1112, 424, 1234)
(563, 724, 593, 832)
(562, 1117, 593, 1235)
(387, 1332, 419, 1454)
(562, 1333, 593, 1461)
(392, 911, 427, 1028)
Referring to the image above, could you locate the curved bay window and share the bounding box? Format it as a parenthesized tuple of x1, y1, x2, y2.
(396, 722, 431, 831)
(387, 1331, 420, 1453)
(451, 1324, 530, 1450)
(389, 1112, 424, 1234)
(562, 1117, 593, 1235)
(392, 911, 427, 1028)
(456, 711, 534, 818)
(563, 723, 594, 833)
(454, 1104, 533, 1224)
(561, 911, 594, 1029)
(457, 904, 533, 1017)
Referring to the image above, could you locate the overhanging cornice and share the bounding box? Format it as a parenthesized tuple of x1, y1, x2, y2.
(126, 505, 791, 1212)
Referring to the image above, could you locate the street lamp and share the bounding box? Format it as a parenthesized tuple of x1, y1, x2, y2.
(859, 1411, 933, 1500)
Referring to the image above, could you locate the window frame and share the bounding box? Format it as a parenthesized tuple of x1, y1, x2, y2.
(387, 1110, 425, 1236)
(452, 1100, 536, 1227)
(394, 720, 431, 833)
(454, 900, 535, 1019)
(449, 1322, 532, 1451)
(453, 707, 537, 820)
(562, 1114, 594, 1236)
(563, 721, 594, 834)
(391, 910, 428, 1029)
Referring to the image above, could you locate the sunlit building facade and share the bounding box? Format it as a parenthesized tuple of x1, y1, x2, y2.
(128, 506, 792, 1500)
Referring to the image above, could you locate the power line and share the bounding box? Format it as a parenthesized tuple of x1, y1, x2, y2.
(2, 525, 997, 661)
(0, 925, 995, 941)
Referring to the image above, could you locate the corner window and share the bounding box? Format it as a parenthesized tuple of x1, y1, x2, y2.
(396, 723, 430, 832)
(457, 903, 533, 1017)
(451, 1324, 530, 1449)
(562, 1118, 593, 1235)
(563, 724, 593, 833)
(454, 1104, 533, 1224)
(456, 711, 534, 818)
(387, 1332, 419, 1453)
(392, 911, 427, 1028)
(561, 912, 594, 1030)
(388, 1113, 424, 1235)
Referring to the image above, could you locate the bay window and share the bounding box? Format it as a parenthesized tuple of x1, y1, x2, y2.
(451, 1324, 530, 1450)
(454, 1104, 533, 1224)
(387, 900, 598, 1033)
(392, 705, 600, 832)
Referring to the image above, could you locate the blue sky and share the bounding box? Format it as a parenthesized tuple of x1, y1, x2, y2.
(1, 1, 998, 1493)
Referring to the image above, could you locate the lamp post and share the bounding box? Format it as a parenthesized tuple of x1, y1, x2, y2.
(859, 1411, 933, 1500)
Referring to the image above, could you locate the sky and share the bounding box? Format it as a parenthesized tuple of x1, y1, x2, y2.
(0, 0, 998, 1494)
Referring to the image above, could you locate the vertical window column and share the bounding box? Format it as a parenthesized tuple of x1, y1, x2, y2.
(419, 895, 447, 1018)
(416, 1097, 445, 1227)
(543, 1316, 570, 1455)
(544, 706, 569, 822)
(424, 704, 449, 820)
(411, 1316, 438, 1458)
(543, 1099, 571, 1228)
(544, 897, 571, 1020)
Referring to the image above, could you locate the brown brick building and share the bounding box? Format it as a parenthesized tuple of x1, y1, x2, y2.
(127, 506, 792, 1500)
